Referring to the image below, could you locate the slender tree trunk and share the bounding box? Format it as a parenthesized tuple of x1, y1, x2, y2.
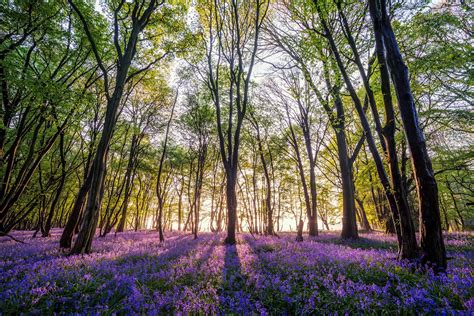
(117, 134, 138, 233)
(251, 116, 274, 235)
(43, 133, 67, 237)
(356, 197, 372, 231)
(155, 92, 177, 242)
(333, 96, 358, 239)
(301, 112, 319, 237)
(60, 106, 99, 248)
(157, 196, 165, 242)
(447, 180, 464, 230)
(60, 170, 91, 248)
(440, 198, 450, 231)
(70, 66, 129, 254)
(178, 174, 184, 231)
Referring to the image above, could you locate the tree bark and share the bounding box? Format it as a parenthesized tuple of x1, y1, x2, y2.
(370, 3, 417, 258)
(116, 133, 139, 233)
(225, 170, 238, 244)
(356, 197, 372, 231)
(333, 95, 358, 239)
(43, 132, 67, 237)
(250, 113, 274, 235)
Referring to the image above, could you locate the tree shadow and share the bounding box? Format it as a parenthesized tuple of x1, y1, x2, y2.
(195, 234, 219, 270)
(241, 235, 275, 281)
(94, 233, 201, 270)
(221, 243, 244, 289)
(318, 236, 397, 250)
(0, 233, 204, 315)
(218, 241, 254, 313)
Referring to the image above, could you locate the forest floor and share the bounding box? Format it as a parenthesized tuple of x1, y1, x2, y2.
(0, 229, 473, 314)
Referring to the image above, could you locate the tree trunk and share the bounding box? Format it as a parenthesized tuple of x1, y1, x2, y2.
(70, 144, 110, 254)
(155, 92, 177, 242)
(157, 196, 165, 242)
(117, 134, 138, 233)
(314, 1, 409, 255)
(370, 6, 418, 258)
(372, 0, 446, 270)
(43, 133, 67, 237)
(447, 180, 464, 230)
(251, 116, 274, 236)
(300, 109, 319, 237)
(224, 170, 238, 244)
(356, 197, 372, 231)
(296, 219, 304, 242)
(333, 96, 358, 239)
(178, 174, 184, 231)
(60, 170, 91, 248)
(68, 0, 159, 255)
(70, 65, 128, 253)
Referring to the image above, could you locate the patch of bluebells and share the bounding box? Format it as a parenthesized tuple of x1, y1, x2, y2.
(0, 229, 472, 314)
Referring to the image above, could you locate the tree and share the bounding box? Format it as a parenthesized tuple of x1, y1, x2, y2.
(265, 4, 359, 239)
(116, 83, 162, 233)
(248, 107, 275, 236)
(0, 2, 96, 235)
(69, 0, 170, 254)
(180, 90, 214, 239)
(156, 89, 178, 242)
(369, 0, 447, 270)
(196, 0, 269, 244)
(311, 0, 418, 256)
